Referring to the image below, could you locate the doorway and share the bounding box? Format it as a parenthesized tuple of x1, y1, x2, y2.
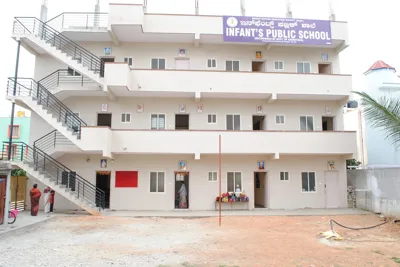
(175, 114, 189, 130)
(318, 63, 332, 74)
(322, 116, 334, 131)
(175, 172, 189, 209)
(175, 59, 190, 70)
(96, 171, 111, 209)
(100, 57, 115, 77)
(252, 61, 265, 72)
(253, 116, 266, 130)
(97, 113, 112, 128)
(325, 171, 340, 208)
(0, 178, 5, 224)
(254, 172, 267, 208)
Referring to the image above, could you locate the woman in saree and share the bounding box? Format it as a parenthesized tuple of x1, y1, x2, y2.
(43, 186, 51, 213)
(178, 181, 187, 209)
(30, 184, 42, 216)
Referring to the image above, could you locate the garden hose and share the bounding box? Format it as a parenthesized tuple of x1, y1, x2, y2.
(330, 218, 389, 232)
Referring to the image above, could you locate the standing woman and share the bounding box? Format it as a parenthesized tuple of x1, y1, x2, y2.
(30, 184, 42, 216)
(43, 186, 51, 213)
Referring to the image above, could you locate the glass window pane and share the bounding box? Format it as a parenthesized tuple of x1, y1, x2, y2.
(235, 172, 242, 189)
(276, 116, 280, 124)
(285, 172, 289, 180)
(159, 59, 166, 69)
(126, 114, 131, 122)
(234, 115, 240, 130)
(121, 114, 125, 122)
(281, 116, 285, 124)
(233, 61, 239, 71)
(158, 172, 165, 192)
(309, 172, 316, 191)
(207, 59, 211, 68)
(280, 172, 284, 180)
(159, 114, 165, 129)
(304, 63, 311, 73)
(212, 60, 216, 68)
(301, 172, 309, 191)
(227, 172, 234, 192)
(151, 59, 158, 69)
(208, 114, 212, 123)
(226, 61, 232, 71)
(307, 116, 314, 131)
(151, 114, 158, 129)
(226, 115, 233, 130)
(208, 172, 212, 181)
(300, 116, 306, 131)
(150, 172, 157, 192)
(297, 62, 304, 73)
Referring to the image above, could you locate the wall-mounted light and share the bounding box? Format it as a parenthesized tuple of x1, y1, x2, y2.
(86, 156, 90, 163)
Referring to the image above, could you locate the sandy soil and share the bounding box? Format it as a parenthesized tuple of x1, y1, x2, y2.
(0, 214, 399, 267)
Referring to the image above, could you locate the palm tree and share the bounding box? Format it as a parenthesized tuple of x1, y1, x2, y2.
(353, 91, 400, 148)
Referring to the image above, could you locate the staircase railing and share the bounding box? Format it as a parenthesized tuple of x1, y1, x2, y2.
(38, 69, 96, 91)
(13, 17, 104, 76)
(34, 130, 74, 152)
(46, 12, 109, 31)
(2, 141, 105, 210)
(7, 78, 87, 138)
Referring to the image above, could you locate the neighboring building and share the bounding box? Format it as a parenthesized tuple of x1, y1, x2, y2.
(344, 60, 400, 168)
(0, 112, 30, 159)
(7, 3, 356, 213)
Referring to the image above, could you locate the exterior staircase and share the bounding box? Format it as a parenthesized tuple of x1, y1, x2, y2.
(34, 130, 78, 158)
(12, 17, 105, 86)
(2, 142, 105, 215)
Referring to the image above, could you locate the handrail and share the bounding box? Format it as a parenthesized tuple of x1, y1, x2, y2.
(13, 17, 104, 76)
(38, 69, 95, 90)
(7, 77, 87, 138)
(34, 130, 73, 152)
(2, 141, 105, 209)
(46, 12, 109, 30)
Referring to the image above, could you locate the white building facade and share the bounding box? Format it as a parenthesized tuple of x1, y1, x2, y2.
(7, 3, 356, 213)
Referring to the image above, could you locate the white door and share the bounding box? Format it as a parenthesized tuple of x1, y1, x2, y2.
(175, 59, 190, 70)
(325, 171, 340, 208)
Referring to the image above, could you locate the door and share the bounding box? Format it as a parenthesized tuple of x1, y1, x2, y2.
(97, 114, 112, 128)
(175, 59, 190, 70)
(100, 57, 115, 77)
(175, 172, 189, 209)
(175, 114, 189, 130)
(96, 172, 111, 209)
(11, 175, 27, 211)
(325, 171, 340, 208)
(0, 178, 6, 224)
(254, 172, 267, 208)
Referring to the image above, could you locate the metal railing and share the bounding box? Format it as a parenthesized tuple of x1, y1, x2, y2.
(13, 17, 104, 76)
(38, 69, 95, 91)
(2, 141, 105, 210)
(7, 78, 87, 138)
(34, 130, 74, 152)
(46, 12, 109, 31)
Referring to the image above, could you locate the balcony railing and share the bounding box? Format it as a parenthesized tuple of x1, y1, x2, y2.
(34, 130, 74, 152)
(46, 12, 109, 31)
(38, 69, 95, 91)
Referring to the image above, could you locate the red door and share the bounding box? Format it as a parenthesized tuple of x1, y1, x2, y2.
(0, 178, 6, 224)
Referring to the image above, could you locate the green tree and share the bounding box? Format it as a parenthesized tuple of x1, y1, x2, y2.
(11, 169, 26, 176)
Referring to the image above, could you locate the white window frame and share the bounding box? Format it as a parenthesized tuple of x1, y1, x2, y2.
(279, 171, 289, 181)
(227, 172, 242, 192)
(149, 171, 166, 193)
(208, 171, 218, 182)
(301, 171, 317, 193)
(275, 115, 285, 125)
(151, 58, 166, 70)
(151, 113, 166, 130)
(121, 113, 131, 123)
(124, 57, 133, 67)
(299, 115, 314, 131)
(207, 59, 217, 69)
(208, 114, 217, 124)
(296, 61, 312, 73)
(226, 114, 241, 130)
(273, 60, 284, 71)
(225, 60, 240, 71)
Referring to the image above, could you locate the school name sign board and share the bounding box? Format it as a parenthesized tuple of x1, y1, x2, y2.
(223, 16, 332, 45)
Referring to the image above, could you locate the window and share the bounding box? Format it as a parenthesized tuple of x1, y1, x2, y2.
(67, 67, 81, 76)
(208, 172, 217, 182)
(151, 114, 166, 130)
(124, 57, 133, 66)
(297, 62, 311, 73)
(151, 58, 166, 70)
(7, 125, 20, 138)
(226, 115, 240, 130)
(280, 172, 289, 181)
(121, 113, 131, 123)
(301, 172, 316, 192)
(274, 61, 284, 70)
(300, 116, 314, 131)
(150, 172, 165, 193)
(226, 60, 240, 71)
(208, 114, 217, 124)
(227, 172, 242, 192)
(115, 171, 138, 188)
(207, 59, 217, 68)
(276, 115, 285, 124)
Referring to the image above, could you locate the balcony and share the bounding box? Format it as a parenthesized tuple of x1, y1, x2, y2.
(80, 128, 356, 157)
(105, 64, 352, 101)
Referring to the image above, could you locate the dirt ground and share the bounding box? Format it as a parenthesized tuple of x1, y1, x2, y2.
(0, 214, 399, 267)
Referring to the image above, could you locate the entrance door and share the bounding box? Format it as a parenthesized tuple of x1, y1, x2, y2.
(322, 116, 335, 131)
(253, 116, 266, 130)
(325, 171, 340, 208)
(175, 172, 189, 209)
(252, 61, 265, 72)
(97, 114, 112, 128)
(175, 59, 190, 70)
(254, 172, 267, 208)
(100, 57, 115, 77)
(96, 172, 111, 209)
(0, 178, 6, 224)
(175, 114, 189, 130)
(318, 63, 332, 74)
